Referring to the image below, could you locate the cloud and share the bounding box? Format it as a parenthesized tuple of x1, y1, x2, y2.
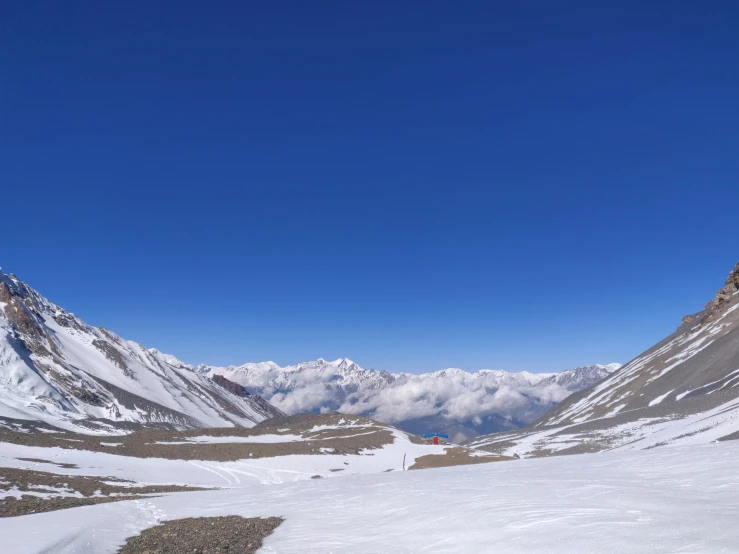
(238, 365, 590, 427)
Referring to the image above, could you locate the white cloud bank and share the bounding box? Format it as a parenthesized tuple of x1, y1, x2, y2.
(205, 359, 621, 428)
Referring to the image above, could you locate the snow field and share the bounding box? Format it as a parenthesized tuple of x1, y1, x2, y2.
(1, 440, 738, 553)
(0, 429, 449, 488)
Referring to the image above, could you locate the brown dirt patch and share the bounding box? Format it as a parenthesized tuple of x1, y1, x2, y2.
(118, 515, 283, 554)
(409, 447, 512, 470)
(1, 495, 143, 517)
(0, 467, 209, 517)
(0, 413, 401, 462)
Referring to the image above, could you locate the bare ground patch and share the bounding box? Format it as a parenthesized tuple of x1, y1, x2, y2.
(409, 447, 512, 470)
(0, 413, 402, 462)
(118, 515, 283, 554)
(1, 495, 143, 517)
(0, 467, 209, 517)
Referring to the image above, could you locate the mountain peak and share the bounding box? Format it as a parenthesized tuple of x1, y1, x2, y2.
(148, 348, 191, 369)
(331, 357, 356, 368)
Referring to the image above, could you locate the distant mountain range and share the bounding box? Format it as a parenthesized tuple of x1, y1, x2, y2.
(0, 268, 617, 439)
(189, 358, 621, 442)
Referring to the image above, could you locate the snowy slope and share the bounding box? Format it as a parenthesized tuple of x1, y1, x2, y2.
(0, 270, 281, 434)
(197, 358, 620, 442)
(468, 261, 739, 457)
(2, 439, 738, 553)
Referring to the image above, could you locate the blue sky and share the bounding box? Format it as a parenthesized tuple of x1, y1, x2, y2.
(2, 1, 738, 372)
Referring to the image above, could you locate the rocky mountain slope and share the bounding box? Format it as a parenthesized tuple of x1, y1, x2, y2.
(191, 357, 620, 442)
(0, 270, 282, 434)
(467, 261, 739, 457)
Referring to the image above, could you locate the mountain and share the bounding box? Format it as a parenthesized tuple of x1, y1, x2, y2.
(0, 270, 282, 434)
(196, 357, 621, 442)
(467, 261, 739, 457)
(0, 268, 617, 441)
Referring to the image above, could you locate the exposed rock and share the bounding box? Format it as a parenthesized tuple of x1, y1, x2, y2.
(118, 516, 283, 554)
(212, 374, 251, 397)
(679, 314, 695, 329)
(92, 339, 133, 376)
(3, 296, 44, 339)
(0, 281, 10, 303)
(705, 261, 739, 314)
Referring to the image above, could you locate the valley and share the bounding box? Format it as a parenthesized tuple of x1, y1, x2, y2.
(2, 262, 739, 552)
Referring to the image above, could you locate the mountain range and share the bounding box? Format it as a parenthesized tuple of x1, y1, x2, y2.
(193, 358, 620, 442)
(3, 259, 738, 449)
(0, 268, 615, 439)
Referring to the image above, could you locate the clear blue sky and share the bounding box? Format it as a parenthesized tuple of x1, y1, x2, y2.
(2, 1, 738, 372)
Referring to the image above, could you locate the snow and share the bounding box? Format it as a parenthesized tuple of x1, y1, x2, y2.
(0, 429, 450, 488)
(0, 485, 85, 501)
(206, 358, 620, 429)
(544, 302, 739, 426)
(648, 389, 674, 407)
(0, 274, 276, 433)
(154, 434, 304, 445)
(152, 424, 381, 445)
(2, 441, 739, 553)
(468, 425, 563, 455)
(1, 272, 620, 435)
(478, 395, 739, 457)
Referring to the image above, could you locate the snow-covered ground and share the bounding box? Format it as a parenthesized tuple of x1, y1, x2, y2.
(0, 428, 451, 489)
(2, 440, 738, 553)
(468, 393, 739, 457)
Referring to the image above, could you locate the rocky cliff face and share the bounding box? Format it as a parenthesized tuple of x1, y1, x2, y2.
(0, 270, 282, 434)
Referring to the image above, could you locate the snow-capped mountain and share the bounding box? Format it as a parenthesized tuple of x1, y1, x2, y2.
(194, 357, 620, 442)
(468, 261, 739, 457)
(0, 270, 282, 434)
(0, 267, 617, 440)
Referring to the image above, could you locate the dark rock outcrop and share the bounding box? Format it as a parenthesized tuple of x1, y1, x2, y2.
(212, 374, 251, 397)
(705, 261, 739, 314)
